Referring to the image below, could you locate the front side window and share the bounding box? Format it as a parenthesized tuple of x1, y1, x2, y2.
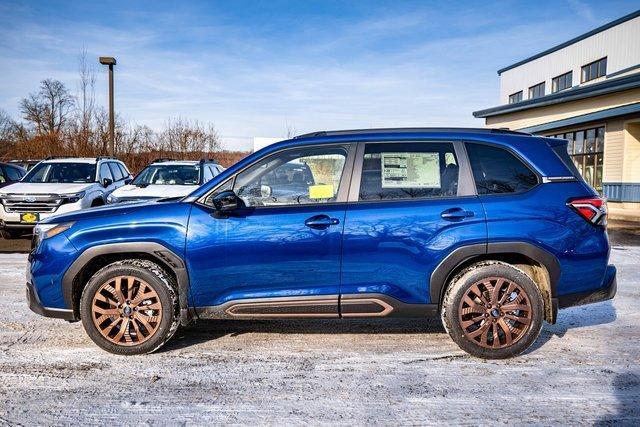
(22, 162, 96, 184)
(132, 165, 201, 186)
(358, 142, 459, 201)
(466, 144, 538, 194)
(582, 57, 606, 82)
(528, 82, 545, 99)
(508, 91, 523, 104)
(100, 163, 113, 181)
(108, 163, 124, 181)
(233, 146, 347, 207)
(552, 71, 572, 93)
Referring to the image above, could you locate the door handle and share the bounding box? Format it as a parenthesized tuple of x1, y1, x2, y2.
(305, 214, 340, 229)
(441, 208, 475, 221)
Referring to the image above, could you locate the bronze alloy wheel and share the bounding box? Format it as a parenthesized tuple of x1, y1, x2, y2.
(458, 276, 533, 349)
(91, 275, 163, 346)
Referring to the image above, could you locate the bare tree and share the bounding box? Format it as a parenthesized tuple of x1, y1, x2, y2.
(77, 48, 96, 143)
(20, 79, 75, 135)
(158, 118, 220, 156)
(285, 121, 297, 139)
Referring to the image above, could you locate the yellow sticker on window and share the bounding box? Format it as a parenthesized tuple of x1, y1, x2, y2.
(309, 184, 334, 199)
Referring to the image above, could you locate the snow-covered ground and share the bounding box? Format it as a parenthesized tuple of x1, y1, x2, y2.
(0, 249, 639, 424)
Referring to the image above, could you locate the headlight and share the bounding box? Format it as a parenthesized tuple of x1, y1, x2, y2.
(60, 191, 85, 204)
(106, 194, 118, 204)
(33, 222, 75, 246)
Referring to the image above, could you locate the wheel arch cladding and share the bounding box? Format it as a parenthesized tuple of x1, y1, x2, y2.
(61, 242, 191, 324)
(430, 242, 560, 323)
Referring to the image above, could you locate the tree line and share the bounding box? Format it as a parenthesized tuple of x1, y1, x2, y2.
(0, 51, 247, 172)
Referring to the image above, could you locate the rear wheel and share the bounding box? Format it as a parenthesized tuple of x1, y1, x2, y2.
(80, 259, 179, 355)
(441, 261, 544, 359)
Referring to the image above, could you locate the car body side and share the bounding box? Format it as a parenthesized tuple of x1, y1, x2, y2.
(27, 130, 614, 325)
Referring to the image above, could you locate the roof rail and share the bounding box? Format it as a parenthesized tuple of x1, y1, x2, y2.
(294, 127, 531, 139)
(151, 158, 176, 163)
(199, 158, 219, 164)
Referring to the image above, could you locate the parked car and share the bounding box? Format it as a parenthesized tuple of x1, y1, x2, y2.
(106, 159, 224, 204)
(0, 157, 131, 239)
(9, 159, 41, 171)
(0, 162, 27, 189)
(27, 128, 615, 358)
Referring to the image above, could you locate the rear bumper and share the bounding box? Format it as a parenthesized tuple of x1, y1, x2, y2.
(556, 264, 617, 310)
(26, 281, 75, 321)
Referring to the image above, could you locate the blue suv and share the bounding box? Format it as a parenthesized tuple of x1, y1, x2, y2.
(26, 128, 616, 358)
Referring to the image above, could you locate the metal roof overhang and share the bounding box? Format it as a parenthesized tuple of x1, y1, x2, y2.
(517, 102, 640, 134)
(473, 73, 640, 118)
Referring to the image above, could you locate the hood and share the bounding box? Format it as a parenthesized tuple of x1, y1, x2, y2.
(111, 184, 196, 200)
(0, 182, 94, 196)
(41, 199, 161, 224)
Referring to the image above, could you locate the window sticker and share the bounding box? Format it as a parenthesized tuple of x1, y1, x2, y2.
(381, 152, 441, 188)
(309, 184, 334, 199)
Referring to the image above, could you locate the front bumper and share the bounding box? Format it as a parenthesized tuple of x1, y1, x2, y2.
(26, 281, 75, 320)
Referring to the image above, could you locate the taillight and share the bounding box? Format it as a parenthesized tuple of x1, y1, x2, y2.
(568, 197, 607, 225)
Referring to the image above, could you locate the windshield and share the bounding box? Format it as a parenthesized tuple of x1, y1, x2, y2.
(22, 162, 96, 184)
(132, 164, 201, 186)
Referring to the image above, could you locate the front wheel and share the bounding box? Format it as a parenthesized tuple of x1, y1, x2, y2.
(441, 261, 544, 359)
(80, 259, 179, 355)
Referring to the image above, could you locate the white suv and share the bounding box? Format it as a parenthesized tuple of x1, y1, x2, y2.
(0, 157, 131, 238)
(106, 159, 224, 204)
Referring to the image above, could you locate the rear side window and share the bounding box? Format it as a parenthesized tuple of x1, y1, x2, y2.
(550, 144, 581, 178)
(359, 142, 459, 201)
(466, 144, 538, 195)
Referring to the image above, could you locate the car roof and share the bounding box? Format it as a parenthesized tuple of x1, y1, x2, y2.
(39, 157, 125, 164)
(294, 127, 531, 139)
(149, 161, 201, 166)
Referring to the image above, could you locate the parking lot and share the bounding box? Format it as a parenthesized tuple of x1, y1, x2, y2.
(0, 240, 638, 424)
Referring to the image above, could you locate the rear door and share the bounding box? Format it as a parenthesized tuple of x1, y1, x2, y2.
(340, 140, 486, 313)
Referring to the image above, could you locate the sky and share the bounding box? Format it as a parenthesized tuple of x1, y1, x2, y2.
(0, 1, 638, 150)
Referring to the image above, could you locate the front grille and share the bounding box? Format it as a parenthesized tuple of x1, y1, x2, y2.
(1, 195, 62, 213)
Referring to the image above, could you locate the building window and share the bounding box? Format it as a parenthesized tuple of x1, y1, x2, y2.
(528, 82, 545, 99)
(551, 126, 605, 192)
(552, 71, 573, 93)
(581, 57, 607, 83)
(508, 91, 523, 104)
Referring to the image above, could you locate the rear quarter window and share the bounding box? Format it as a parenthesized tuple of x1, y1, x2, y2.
(466, 143, 538, 195)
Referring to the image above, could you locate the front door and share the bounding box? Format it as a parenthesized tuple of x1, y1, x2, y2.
(340, 141, 487, 314)
(186, 144, 354, 317)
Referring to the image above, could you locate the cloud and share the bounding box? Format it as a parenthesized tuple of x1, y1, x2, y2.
(0, 1, 635, 150)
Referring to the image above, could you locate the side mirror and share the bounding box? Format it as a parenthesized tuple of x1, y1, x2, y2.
(102, 178, 113, 188)
(212, 190, 240, 212)
(124, 178, 132, 185)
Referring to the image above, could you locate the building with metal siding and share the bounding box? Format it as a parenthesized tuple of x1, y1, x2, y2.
(473, 10, 640, 221)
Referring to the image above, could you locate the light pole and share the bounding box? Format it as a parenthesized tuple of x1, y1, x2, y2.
(99, 56, 116, 156)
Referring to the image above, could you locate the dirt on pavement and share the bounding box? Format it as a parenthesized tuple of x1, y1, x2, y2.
(0, 247, 639, 424)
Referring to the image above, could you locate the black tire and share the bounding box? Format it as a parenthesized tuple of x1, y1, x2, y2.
(80, 259, 179, 355)
(0, 229, 23, 239)
(441, 261, 544, 359)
